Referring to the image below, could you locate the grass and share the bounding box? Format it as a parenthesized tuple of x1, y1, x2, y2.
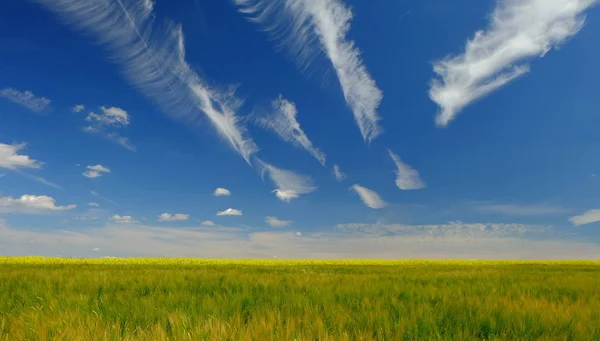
(1, 257, 600, 340)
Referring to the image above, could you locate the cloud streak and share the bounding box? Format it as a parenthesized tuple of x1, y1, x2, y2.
(256, 95, 326, 165)
(351, 184, 387, 209)
(34, 0, 258, 163)
(0, 88, 50, 113)
(389, 150, 425, 190)
(235, 0, 383, 142)
(429, 0, 598, 126)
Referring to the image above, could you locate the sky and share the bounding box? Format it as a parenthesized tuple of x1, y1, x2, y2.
(1, 0, 600, 259)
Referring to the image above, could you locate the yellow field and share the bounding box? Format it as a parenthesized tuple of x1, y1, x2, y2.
(1, 257, 600, 340)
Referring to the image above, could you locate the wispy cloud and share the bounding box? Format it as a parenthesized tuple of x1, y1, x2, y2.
(475, 203, 570, 216)
(257, 159, 316, 202)
(110, 215, 138, 224)
(216, 208, 243, 216)
(104, 132, 137, 152)
(429, 0, 597, 126)
(332, 164, 346, 181)
(202, 220, 216, 226)
(214, 188, 231, 196)
(83, 165, 110, 179)
(87, 202, 100, 207)
(569, 209, 600, 226)
(351, 184, 387, 209)
(35, 0, 258, 163)
(72, 104, 85, 113)
(86, 106, 130, 126)
(90, 190, 119, 207)
(0, 143, 42, 170)
(235, 0, 383, 142)
(0, 88, 50, 113)
(256, 95, 325, 165)
(0, 195, 76, 213)
(388, 150, 425, 190)
(158, 213, 190, 222)
(265, 216, 293, 227)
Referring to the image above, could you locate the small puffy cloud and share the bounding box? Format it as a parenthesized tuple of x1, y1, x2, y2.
(0, 143, 42, 169)
(202, 220, 216, 226)
(333, 164, 346, 181)
(0, 195, 76, 213)
(214, 188, 231, 196)
(569, 209, 600, 227)
(83, 164, 111, 178)
(216, 208, 243, 216)
(258, 159, 316, 202)
(158, 213, 190, 222)
(110, 215, 137, 224)
(389, 150, 425, 190)
(72, 104, 85, 113)
(351, 184, 387, 209)
(86, 106, 130, 126)
(294, 232, 302, 237)
(429, 0, 597, 126)
(265, 216, 293, 227)
(92, 247, 100, 252)
(0, 88, 50, 113)
(87, 202, 100, 207)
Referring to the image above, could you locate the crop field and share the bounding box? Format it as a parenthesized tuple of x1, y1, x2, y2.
(1, 257, 600, 340)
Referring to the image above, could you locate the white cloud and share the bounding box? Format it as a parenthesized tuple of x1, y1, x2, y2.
(0, 143, 42, 169)
(429, 0, 598, 126)
(105, 133, 137, 152)
(569, 209, 600, 226)
(257, 95, 326, 165)
(332, 164, 346, 181)
(351, 184, 387, 209)
(0, 195, 76, 213)
(258, 159, 316, 202)
(1, 221, 598, 259)
(86, 106, 130, 126)
(475, 203, 569, 216)
(0, 88, 51, 113)
(202, 220, 216, 226)
(158, 213, 190, 222)
(110, 215, 137, 224)
(265, 216, 293, 227)
(90, 190, 119, 206)
(388, 150, 425, 190)
(235, 0, 383, 142)
(72, 104, 85, 112)
(87, 202, 100, 207)
(214, 188, 231, 196)
(37, 0, 258, 164)
(92, 247, 100, 252)
(83, 164, 110, 178)
(216, 208, 243, 216)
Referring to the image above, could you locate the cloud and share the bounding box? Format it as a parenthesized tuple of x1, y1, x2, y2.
(110, 215, 137, 224)
(429, 0, 598, 126)
(202, 220, 216, 226)
(92, 247, 100, 252)
(104, 132, 137, 152)
(72, 104, 85, 113)
(265, 216, 293, 227)
(214, 188, 231, 196)
(235, 0, 383, 142)
(0, 195, 76, 213)
(83, 164, 110, 178)
(388, 150, 425, 190)
(158, 213, 190, 222)
(0, 88, 50, 113)
(91, 191, 119, 206)
(216, 208, 243, 216)
(332, 164, 346, 181)
(36, 0, 258, 163)
(258, 159, 316, 202)
(1, 221, 598, 259)
(256, 95, 326, 165)
(475, 203, 570, 216)
(0, 143, 42, 169)
(86, 106, 130, 126)
(351, 184, 387, 209)
(569, 209, 600, 226)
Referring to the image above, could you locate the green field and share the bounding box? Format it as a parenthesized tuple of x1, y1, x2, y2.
(1, 258, 600, 340)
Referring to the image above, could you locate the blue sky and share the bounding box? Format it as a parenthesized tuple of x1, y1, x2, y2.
(1, 0, 599, 258)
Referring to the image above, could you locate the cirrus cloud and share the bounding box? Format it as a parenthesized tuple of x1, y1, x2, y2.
(351, 184, 387, 209)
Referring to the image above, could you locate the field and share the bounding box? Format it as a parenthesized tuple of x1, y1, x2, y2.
(1, 258, 600, 340)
